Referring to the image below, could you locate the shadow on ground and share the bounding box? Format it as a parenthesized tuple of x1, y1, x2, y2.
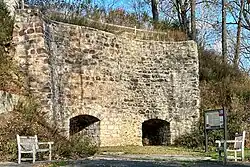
(64, 159, 250, 167)
(2, 158, 250, 167)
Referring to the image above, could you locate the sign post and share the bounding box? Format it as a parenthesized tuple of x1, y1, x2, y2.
(204, 108, 227, 164)
(223, 107, 227, 165)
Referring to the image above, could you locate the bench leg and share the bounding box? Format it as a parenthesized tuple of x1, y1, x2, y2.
(49, 144, 52, 161)
(242, 149, 244, 161)
(219, 150, 222, 161)
(33, 152, 36, 163)
(32, 146, 36, 164)
(18, 152, 21, 164)
(234, 150, 237, 161)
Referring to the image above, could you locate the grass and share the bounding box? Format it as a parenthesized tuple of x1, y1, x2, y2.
(16, 146, 250, 167)
(48, 161, 67, 167)
(47, 12, 187, 42)
(100, 146, 250, 160)
(207, 148, 250, 160)
(99, 146, 206, 156)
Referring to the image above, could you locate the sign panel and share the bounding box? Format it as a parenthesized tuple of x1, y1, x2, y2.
(205, 109, 224, 130)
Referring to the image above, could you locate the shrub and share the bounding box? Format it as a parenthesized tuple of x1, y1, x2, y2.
(175, 49, 250, 149)
(174, 128, 204, 149)
(199, 50, 244, 82)
(0, 0, 23, 93)
(174, 124, 224, 150)
(0, 0, 13, 42)
(51, 135, 98, 159)
(0, 97, 98, 161)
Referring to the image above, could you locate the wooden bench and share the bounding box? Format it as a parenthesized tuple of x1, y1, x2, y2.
(216, 131, 246, 161)
(16, 134, 54, 164)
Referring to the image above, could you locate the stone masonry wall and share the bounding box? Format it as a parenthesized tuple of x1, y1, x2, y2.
(12, 9, 200, 146)
(74, 121, 101, 146)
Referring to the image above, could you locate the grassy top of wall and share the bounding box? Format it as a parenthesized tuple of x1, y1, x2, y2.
(48, 13, 187, 42)
(16, 7, 187, 42)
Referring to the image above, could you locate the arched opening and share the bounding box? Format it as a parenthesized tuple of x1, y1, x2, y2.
(142, 119, 170, 146)
(70, 115, 100, 146)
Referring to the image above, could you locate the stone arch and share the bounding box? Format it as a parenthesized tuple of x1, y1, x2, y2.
(69, 114, 100, 146)
(69, 104, 105, 121)
(142, 119, 170, 146)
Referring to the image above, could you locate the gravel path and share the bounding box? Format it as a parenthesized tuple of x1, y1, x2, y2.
(64, 155, 250, 167)
(65, 159, 250, 167)
(1, 154, 250, 167)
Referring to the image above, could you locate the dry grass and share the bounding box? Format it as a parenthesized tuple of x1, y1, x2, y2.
(47, 12, 187, 42)
(0, 98, 97, 162)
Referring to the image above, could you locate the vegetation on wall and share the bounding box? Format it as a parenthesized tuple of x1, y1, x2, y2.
(48, 13, 187, 42)
(25, 0, 188, 41)
(0, 0, 23, 94)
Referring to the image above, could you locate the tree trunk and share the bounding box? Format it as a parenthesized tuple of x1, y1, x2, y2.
(181, 8, 188, 33)
(190, 0, 196, 41)
(234, 0, 244, 69)
(151, 0, 159, 28)
(175, 0, 189, 36)
(222, 0, 227, 63)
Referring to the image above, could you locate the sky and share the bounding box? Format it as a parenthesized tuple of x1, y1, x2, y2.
(92, 0, 151, 14)
(92, 0, 130, 10)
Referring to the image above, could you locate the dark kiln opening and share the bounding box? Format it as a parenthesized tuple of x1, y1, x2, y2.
(142, 119, 170, 146)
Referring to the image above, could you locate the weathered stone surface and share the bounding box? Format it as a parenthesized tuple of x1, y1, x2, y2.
(12, 9, 200, 147)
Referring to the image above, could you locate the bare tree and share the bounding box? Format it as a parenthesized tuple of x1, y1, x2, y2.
(128, 0, 150, 28)
(190, 0, 196, 41)
(151, 0, 159, 22)
(173, 0, 189, 35)
(222, 0, 227, 63)
(233, 0, 244, 69)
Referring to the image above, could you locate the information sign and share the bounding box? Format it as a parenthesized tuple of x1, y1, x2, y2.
(204, 108, 227, 165)
(205, 109, 224, 130)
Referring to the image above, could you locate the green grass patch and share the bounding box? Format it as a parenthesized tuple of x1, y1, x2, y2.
(99, 146, 206, 156)
(203, 147, 250, 160)
(49, 161, 68, 167)
(100, 146, 250, 161)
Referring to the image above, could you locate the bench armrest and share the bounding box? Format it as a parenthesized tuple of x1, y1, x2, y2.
(38, 142, 54, 145)
(225, 140, 242, 143)
(216, 140, 242, 144)
(215, 140, 222, 144)
(215, 140, 243, 146)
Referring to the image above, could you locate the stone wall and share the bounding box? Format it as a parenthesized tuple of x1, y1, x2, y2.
(75, 121, 101, 146)
(12, 9, 200, 146)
